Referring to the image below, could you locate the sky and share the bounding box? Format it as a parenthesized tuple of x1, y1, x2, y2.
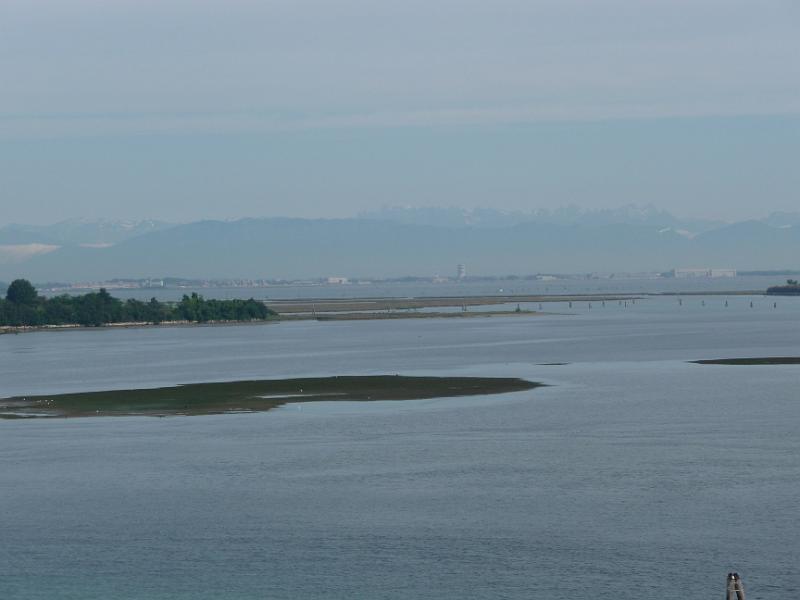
(0, 0, 798, 225)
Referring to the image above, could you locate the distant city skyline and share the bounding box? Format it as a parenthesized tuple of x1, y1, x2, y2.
(1, 1, 798, 225)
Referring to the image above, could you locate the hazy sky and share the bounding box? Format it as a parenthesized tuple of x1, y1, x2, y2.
(1, 0, 798, 225)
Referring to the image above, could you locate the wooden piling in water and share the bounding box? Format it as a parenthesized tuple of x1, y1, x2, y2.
(727, 573, 735, 600)
(734, 573, 745, 600)
(726, 572, 745, 600)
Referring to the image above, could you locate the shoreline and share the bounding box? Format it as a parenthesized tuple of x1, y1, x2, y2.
(0, 289, 776, 336)
(266, 293, 643, 314)
(282, 309, 551, 321)
(0, 310, 550, 335)
(0, 318, 279, 336)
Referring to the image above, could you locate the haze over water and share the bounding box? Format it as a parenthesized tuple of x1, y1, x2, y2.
(3, 0, 799, 596)
(52, 274, 791, 303)
(2, 294, 799, 599)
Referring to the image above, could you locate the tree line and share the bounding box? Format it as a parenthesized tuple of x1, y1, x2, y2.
(766, 279, 800, 296)
(0, 279, 276, 327)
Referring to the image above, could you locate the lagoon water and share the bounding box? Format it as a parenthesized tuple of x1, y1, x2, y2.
(52, 274, 790, 302)
(2, 295, 800, 599)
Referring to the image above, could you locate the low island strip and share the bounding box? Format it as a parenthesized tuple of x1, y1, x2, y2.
(691, 357, 800, 365)
(1, 375, 541, 419)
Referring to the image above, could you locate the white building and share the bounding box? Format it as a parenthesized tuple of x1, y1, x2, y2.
(456, 264, 466, 279)
(672, 268, 736, 278)
(710, 269, 737, 278)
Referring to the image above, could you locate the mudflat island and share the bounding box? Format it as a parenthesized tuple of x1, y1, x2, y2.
(1, 375, 541, 419)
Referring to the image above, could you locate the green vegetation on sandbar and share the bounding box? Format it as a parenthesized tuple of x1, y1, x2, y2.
(766, 280, 800, 296)
(1, 376, 541, 419)
(0, 279, 275, 327)
(691, 357, 800, 365)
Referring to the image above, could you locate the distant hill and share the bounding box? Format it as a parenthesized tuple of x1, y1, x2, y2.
(2, 217, 799, 281)
(763, 211, 800, 228)
(0, 219, 175, 268)
(358, 204, 725, 234)
(0, 219, 173, 247)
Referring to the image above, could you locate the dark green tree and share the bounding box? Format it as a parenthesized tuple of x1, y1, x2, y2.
(0, 279, 274, 327)
(6, 279, 38, 305)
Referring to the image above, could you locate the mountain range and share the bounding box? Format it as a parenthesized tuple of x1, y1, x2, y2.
(357, 204, 727, 233)
(1, 209, 799, 282)
(0, 218, 171, 247)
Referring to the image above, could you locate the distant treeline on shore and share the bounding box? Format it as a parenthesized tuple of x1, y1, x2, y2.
(0, 279, 276, 327)
(766, 279, 800, 296)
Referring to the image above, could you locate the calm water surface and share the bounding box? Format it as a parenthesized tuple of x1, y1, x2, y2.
(1, 296, 799, 599)
(50, 274, 790, 302)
